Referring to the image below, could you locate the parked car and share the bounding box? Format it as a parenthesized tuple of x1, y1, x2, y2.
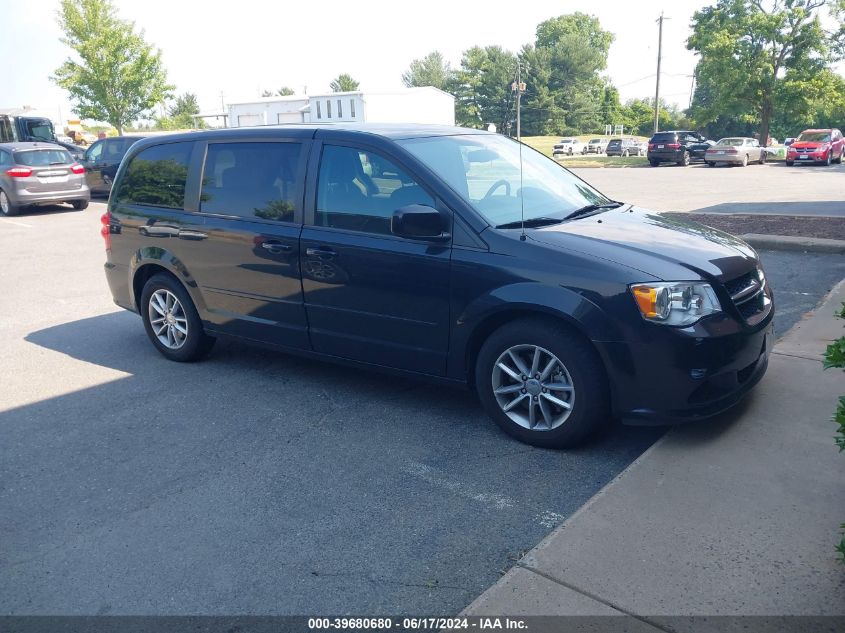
(0, 113, 85, 160)
(552, 138, 586, 156)
(82, 135, 147, 195)
(704, 137, 765, 167)
(647, 130, 713, 166)
(0, 142, 90, 216)
(584, 138, 606, 154)
(103, 124, 773, 449)
(605, 138, 640, 157)
(785, 128, 844, 166)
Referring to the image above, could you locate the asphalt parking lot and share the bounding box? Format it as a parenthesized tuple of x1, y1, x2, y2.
(571, 161, 845, 219)
(1, 187, 843, 615)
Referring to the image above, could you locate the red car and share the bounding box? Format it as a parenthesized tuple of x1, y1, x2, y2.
(785, 128, 844, 166)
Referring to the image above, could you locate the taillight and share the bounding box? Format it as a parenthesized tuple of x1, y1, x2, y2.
(666, 143, 681, 149)
(6, 167, 32, 178)
(648, 143, 655, 150)
(70, 163, 85, 174)
(100, 212, 111, 250)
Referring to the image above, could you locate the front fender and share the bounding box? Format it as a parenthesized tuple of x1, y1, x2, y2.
(448, 281, 625, 381)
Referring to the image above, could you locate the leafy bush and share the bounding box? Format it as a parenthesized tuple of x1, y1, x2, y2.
(823, 301, 845, 561)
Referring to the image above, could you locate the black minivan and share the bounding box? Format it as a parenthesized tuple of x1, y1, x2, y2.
(103, 124, 773, 448)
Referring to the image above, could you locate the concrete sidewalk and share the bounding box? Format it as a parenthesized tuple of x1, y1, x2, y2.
(465, 281, 845, 630)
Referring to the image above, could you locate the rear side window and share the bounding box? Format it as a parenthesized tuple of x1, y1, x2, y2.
(115, 142, 193, 209)
(13, 149, 71, 166)
(200, 142, 303, 221)
(0, 118, 13, 143)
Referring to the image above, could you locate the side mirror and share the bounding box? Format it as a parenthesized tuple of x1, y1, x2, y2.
(391, 204, 449, 241)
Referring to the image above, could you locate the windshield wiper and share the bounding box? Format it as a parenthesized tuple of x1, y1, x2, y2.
(563, 201, 623, 220)
(496, 217, 563, 230)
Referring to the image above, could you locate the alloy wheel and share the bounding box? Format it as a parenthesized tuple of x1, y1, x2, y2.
(148, 289, 189, 350)
(491, 344, 575, 430)
(0, 191, 9, 215)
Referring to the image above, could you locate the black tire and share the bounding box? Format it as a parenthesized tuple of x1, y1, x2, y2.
(836, 150, 843, 164)
(825, 151, 832, 166)
(475, 318, 609, 448)
(677, 151, 690, 166)
(0, 189, 18, 217)
(706, 161, 714, 167)
(759, 152, 766, 165)
(140, 273, 215, 362)
(741, 154, 748, 167)
(649, 159, 659, 167)
(72, 199, 89, 210)
(785, 160, 794, 166)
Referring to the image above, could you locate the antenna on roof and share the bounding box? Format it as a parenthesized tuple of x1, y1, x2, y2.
(511, 61, 527, 241)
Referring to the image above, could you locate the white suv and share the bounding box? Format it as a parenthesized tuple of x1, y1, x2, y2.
(552, 138, 586, 156)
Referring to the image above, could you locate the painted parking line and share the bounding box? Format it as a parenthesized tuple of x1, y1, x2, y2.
(0, 218, 34, 228)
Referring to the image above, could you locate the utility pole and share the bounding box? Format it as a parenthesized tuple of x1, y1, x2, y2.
(653, 12, 667, 134)
(511, 61, 526, 141)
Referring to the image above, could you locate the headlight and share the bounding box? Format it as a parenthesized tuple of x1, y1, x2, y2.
(630, 282, 722, 326)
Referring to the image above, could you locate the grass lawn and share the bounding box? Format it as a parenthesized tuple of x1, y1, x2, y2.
(522, 135, 650, 166)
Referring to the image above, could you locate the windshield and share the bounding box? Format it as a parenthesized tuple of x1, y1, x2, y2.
(24, 119, 55, 142)
(716, 138, 745, 146)
(798, 131, 831, 142)
(398, 134, 611, 227)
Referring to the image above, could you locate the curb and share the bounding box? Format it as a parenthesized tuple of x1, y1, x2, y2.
(741, 233, 845, 254)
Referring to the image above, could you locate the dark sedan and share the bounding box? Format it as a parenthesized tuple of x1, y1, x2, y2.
(82, 135, 147, 195)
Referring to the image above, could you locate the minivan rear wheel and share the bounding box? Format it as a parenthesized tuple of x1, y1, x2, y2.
(71, 199, 89, 210)
(475, 318, 608, 448)
(141, 273, 215, 362)
(0, 190, 18, 217)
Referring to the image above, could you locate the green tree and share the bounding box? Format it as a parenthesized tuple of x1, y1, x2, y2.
(450, 46, 517, 131)
(52, 0, 173, 134)
(277, 86, 295, 96)
(261, 90, 273, 97)
(402, 51, 452, 89)
(330, 73, 360, 92)
(155, 92, 204, 130)
(688, 0, 843, 147)
(530, 13, 615, 134)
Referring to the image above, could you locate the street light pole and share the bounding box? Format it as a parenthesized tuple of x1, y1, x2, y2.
(653, 12, 667, 135)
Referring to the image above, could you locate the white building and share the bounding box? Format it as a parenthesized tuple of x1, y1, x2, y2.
(226, 87, 455, 128)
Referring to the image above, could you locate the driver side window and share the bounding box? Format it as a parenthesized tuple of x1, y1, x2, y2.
(316, 145, 433, 236)
(86, 141, 103, 162)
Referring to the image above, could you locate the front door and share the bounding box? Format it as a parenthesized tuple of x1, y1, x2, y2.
(83, 140, 106, 193)
(300, 141, 452, 376)
(184, 138, 311, 349)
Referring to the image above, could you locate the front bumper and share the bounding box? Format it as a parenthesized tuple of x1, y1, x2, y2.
(787, 151, 826, 162)
(595, 303, 775, 425)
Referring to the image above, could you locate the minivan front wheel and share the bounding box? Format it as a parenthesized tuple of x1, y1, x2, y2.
(141, 273, 215, 362)
(475, 319, 608, 448)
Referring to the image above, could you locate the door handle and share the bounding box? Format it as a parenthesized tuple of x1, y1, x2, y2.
(305, 247, 337, 258)
(261, 240, 292, 254)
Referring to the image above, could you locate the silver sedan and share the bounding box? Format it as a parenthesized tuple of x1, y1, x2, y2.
(0, 142, 90, 216)
(704, 137, 765, 167)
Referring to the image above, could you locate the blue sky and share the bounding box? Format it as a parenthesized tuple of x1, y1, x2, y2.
(0, 0, 787, 123)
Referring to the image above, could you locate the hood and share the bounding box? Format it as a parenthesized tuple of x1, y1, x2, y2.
(790, 141, 827, 149)
(529, 206, 757, 282)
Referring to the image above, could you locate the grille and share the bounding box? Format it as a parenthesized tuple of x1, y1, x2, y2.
(724, 269, 767, 322)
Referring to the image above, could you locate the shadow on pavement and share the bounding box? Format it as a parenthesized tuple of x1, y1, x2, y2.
(692, 200, 845, 217)
(4, 312, 664, 615)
